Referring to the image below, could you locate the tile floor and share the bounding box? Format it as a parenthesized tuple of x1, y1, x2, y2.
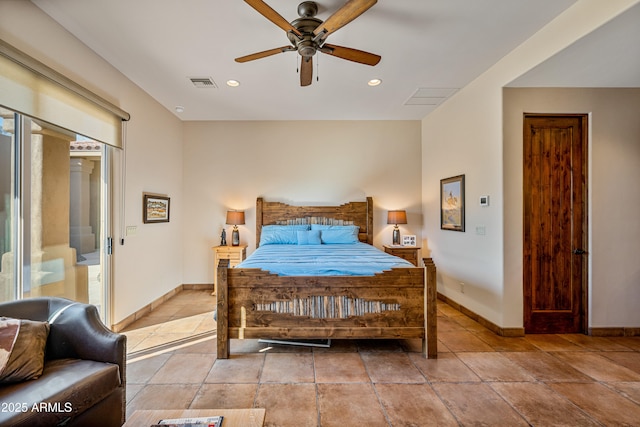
(122, 290, 640, 426)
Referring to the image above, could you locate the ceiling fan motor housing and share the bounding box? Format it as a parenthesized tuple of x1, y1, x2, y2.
(288, 17, 323, 57)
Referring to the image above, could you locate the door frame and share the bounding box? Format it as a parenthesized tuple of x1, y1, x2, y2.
(523, 113, 589, 334)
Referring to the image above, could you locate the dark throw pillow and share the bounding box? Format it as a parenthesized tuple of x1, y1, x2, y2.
(0, 317, 50, 383)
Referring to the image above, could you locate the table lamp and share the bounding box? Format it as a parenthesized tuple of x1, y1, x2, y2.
(387, 210, 407, 245)
(226, 210, 245, 246)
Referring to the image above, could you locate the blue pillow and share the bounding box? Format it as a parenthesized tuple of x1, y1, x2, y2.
(260, 225, 309, 245)
(297, 230, 322, 245)
(320, 228, 359, 244)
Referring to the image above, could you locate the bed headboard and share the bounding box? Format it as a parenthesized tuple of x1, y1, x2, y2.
(256, 197, 373, 247)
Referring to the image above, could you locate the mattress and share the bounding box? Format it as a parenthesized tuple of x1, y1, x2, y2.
(234, 242, 414, 276)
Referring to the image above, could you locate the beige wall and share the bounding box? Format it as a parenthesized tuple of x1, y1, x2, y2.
(504, 88, 640, 328)
(0, 1, 185, 324)
(422, 0, 639, 329)
(182, 120, 422, 284)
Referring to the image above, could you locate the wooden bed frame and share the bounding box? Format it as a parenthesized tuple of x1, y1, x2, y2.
(216, 197, 437, 359)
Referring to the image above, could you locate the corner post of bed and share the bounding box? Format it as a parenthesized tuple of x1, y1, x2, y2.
(217, 258, 230, 359)
(424, 257, 438, 359)
(256, 197, 264, 249)
(366, 196, 373, 245)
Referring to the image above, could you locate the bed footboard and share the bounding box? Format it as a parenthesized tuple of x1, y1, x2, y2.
(217, 258, 438, 359)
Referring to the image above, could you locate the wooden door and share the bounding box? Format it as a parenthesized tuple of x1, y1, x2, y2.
(523, 114, 587, 334)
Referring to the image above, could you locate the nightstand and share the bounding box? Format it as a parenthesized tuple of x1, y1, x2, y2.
(212, 245, 247, 295)
(384, 245, 421, 267)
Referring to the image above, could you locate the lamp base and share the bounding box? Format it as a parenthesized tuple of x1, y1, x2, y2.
(392, 227, 401, 245)
(232, 227, 240, 246)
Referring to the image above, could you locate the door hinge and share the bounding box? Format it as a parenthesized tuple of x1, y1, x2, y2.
(107, 237, 113, 255)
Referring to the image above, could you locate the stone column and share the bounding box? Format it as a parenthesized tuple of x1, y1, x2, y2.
(69, 158, 96, 255)
(29, 124, 88, 302)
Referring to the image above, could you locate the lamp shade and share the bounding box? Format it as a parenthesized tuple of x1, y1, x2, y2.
(387, 210, 407, 225)
(226, 211, 245, 225)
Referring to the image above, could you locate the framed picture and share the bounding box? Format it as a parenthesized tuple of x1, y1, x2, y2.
(143, 194, 170, 223)
(440, 175, 465, 232)
(402, 235, 417, 246)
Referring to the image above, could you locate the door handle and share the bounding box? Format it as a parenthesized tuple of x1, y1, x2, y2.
(573, 249, 586, 255)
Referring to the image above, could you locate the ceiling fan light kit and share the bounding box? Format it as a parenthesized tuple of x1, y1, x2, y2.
(236, 0, 381, 87)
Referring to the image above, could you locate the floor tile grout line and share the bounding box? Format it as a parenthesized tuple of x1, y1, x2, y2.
(600, 380, 640, 407)
(311, 352, 320, 427)
(314, 383, 321, 427)
(370, 382, 393, 427)
(426, 372, 464, 426)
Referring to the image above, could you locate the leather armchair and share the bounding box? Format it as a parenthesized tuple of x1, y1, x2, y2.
(0, 297, 126, 426)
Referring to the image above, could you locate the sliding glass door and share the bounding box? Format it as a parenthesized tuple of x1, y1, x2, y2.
(0, 107, 112, 322)
(0, 109, 16, 302)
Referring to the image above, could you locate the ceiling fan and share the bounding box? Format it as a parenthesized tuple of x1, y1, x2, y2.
(235, 0, 381, 87)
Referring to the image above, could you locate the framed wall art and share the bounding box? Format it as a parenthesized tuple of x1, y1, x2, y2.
(440, 175, 465, 232)
(402, 235, 417, 246)
(143, 194, 170, 223)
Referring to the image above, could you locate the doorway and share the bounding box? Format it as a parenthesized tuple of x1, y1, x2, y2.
(0, 108, 113, 323)
(523, 114, 588, 334)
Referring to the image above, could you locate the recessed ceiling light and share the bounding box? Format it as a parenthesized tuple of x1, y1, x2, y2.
(226, 80, 240, 87)
(175, 106, 185, 113)
(368, 78, 382, 87)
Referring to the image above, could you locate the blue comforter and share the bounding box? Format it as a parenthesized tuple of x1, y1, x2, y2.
(235, 242, 414, 276)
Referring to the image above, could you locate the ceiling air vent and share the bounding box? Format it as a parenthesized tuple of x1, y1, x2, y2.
(404, 88, 458, 106)
(189, 77, 217, 88)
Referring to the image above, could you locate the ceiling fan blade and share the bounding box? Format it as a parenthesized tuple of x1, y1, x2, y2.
(313, 0, 376, 39)
(321, 44, 381, 66)
(235, 46, 294, 63)
(244, 0, 302, 37)
(300, 56, 313, 87)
